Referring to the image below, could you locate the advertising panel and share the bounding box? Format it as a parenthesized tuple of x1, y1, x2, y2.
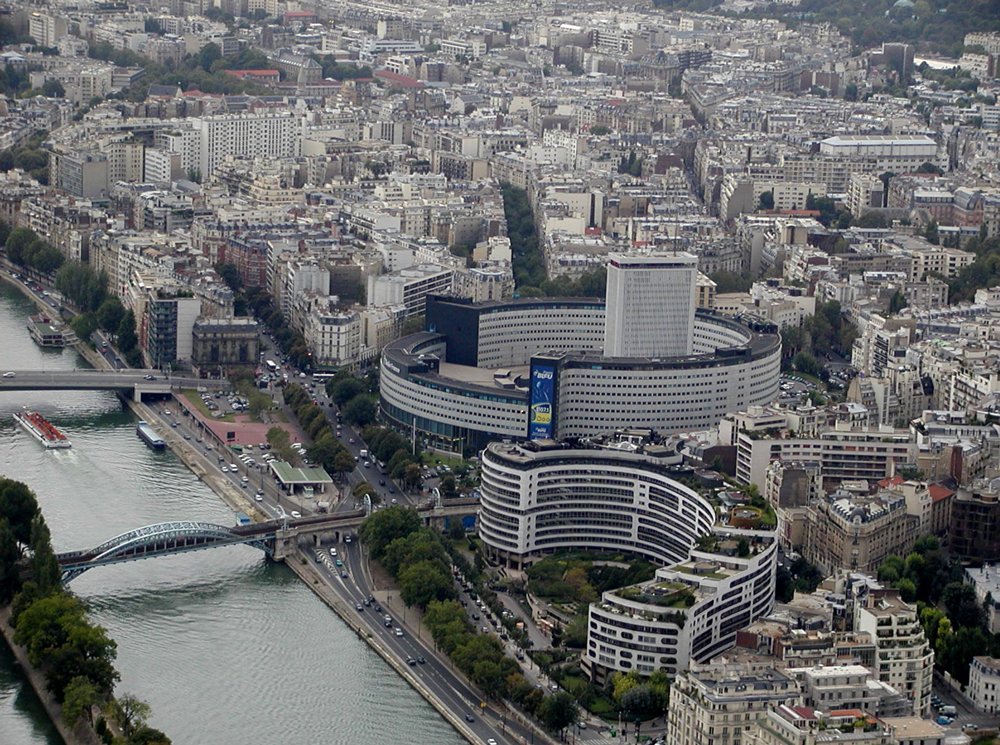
(529, 365, 555, 439)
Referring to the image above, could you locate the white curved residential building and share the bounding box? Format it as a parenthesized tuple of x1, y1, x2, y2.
(478, 437, 779, 679)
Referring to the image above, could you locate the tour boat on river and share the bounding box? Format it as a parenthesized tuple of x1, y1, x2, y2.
(13, 409, 72, 449)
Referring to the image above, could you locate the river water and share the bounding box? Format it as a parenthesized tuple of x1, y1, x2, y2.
(0, 280, 466, 745)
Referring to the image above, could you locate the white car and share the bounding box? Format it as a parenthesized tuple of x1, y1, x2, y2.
(254, 494, 263, 502)
(2, 372, 14, 378)
(290, 510, 301, 518)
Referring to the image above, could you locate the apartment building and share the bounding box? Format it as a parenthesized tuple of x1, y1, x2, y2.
(802, 493, 919, 575)
(854, 594, 933, 718)
(367, 264, 454, 319)
(301, 296, 361, 369)
(668, 666, 800, 745)
(191, 317, 260, 374)
(732, 418, 915, 491)
(969, 657, 1000, 714)
(192, 112, 302, 180)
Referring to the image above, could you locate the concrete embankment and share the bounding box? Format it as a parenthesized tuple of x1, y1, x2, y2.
(0, 607, 101, 745)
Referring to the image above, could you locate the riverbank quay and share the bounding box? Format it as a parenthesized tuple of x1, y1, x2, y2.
(289, 550, 487, 745)
(0, 606, 101, 745)
(291, 548, 561, 745)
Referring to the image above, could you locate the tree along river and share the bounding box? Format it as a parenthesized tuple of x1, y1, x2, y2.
(0, 280, 466, 745)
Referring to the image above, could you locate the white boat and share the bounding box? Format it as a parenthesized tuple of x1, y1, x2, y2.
(13, 409, 72, 449)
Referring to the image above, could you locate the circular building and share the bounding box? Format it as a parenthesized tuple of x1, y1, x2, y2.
(380, 293, 781, 453)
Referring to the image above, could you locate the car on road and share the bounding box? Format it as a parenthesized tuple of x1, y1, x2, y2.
(341, 571, 348, 578)
(374, 604, 382, 613)
(349, 438, 355, 443)
(183, 434, 190, 440)
(221, 465, 229, 472)
(406, 657, 417, 666)
(465, 714, 474, 723)
(356, 603, 363, 611)
(488, 739, 498, 745)
(255, 494, 263, 502)
(936, 717, 953, 725)
(963, 724, 979, 733)
(395, 628, 404, 637)
(417, 656, 425, 664)
(290, 511, 301, 518)
(335, 559, 343, 567)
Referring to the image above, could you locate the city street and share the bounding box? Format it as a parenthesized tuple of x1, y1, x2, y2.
(314, 538, 543, 745)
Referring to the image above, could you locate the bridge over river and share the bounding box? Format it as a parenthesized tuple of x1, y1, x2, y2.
(0, 369, 231, 399)
(56, 500, 480, 582)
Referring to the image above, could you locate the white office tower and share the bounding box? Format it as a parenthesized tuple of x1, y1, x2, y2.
(603, 252, 698, 358)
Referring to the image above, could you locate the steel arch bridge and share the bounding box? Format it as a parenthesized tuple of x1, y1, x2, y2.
(56, 521, 276, 582)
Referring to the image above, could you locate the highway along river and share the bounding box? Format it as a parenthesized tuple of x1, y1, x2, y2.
(0, 279, 467, 745)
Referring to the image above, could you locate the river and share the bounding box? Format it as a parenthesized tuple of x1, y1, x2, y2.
(0, 279, 466, 745)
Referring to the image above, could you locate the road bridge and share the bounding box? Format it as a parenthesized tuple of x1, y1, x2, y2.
(0, 370, 230, 397)
(55, 501, 479, 581)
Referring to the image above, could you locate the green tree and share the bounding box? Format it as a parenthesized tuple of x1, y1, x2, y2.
(854, 211, 889, 228)
(398, 559, 455, 608)
(71, 312, 98, 343)
(330, 449, 357, 479)
(197, 43, 221, 72)
(439, 474, 459, 498)
(5, 226, 37, 265)
(13, 593, 119, 700)
(472, 659, 508, 699)
(0, 518, 20, 602)
(942, 582, 982, 628)
(128, 726, 172, 745)
(402, 463, 423, 491)
(331, 378, 365, 407)
(620, 684, 666, 720)
(41, 79, 64, 98)
(29, 515, 61, 594)
(111, 693, 151, 738)
(214, 262, 242, 292)
(343, 396, 376, 427)
(266, 426, 290, 451)
(0, 477, 39, 548)
(96, 296, 125, 333)
(61, 676, 98, 727)
(757, 190, 774, 210)
(358, 505, 421, 559)
(792, 351, 820, 377)
(538, 691, 578, 733)
(117, 310, 138, 353)
(888, 289, 908, 314)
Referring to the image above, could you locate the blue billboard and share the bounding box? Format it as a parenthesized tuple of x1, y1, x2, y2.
(529, 365, 555, 439)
